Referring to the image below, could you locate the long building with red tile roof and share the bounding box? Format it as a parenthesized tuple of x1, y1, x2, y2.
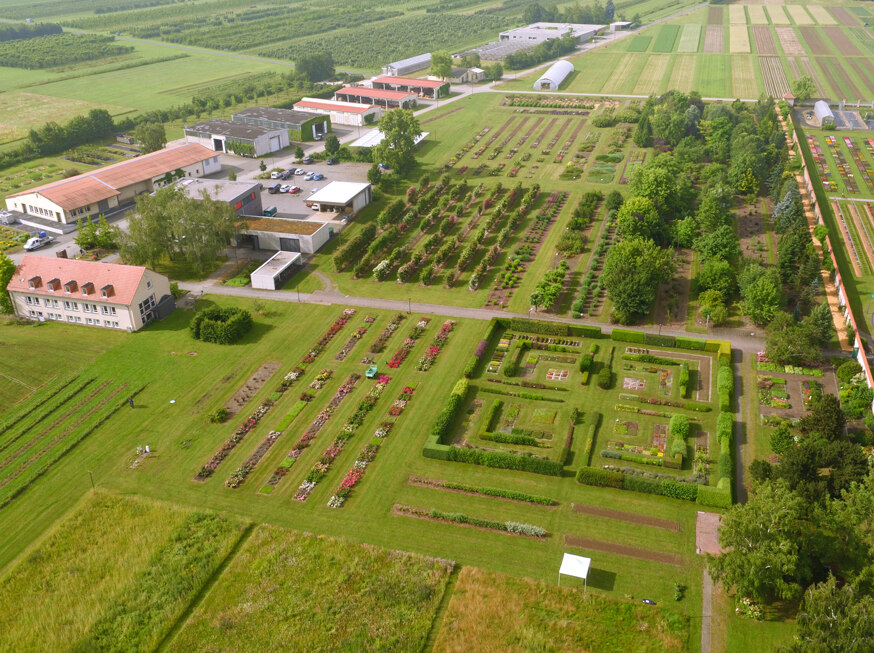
(5, 143, 221, 225)
(334, 86, 418, 109)
(7, 255, 174, 331)
(371, 76, 450, 98)
(293, 97, 383, 126)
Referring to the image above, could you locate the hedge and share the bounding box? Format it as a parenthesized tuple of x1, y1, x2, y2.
(611, 328, 645, 343)
(190, 307, 253, 345)
(597, 368, 612, 389)
(579, 353, 594, 372)
(559, 423, 574, 466)
(684, 401, 711, 412)
(622, 474, 662, 494)
(430, 378, 469, 444)
(676, 336, 707, 351)
(483, 399, 502, 432)
(447, 446, 563, 476)
(669, 413, 690, 439)
(717, 412, 732, 450)
(582, 412, 600, 467)
(696, 485, 732, 509)
(623, 354, 680, 366)
(462, 355, 479, 379)
(481, 431, 540, 447)
(717, 364, 733, 411)
(718, 452, 733, 479)
(644, 333, 676, 347)
(576, 466, 623, 488)
(678, 363, 689, 398)
(661, 479, 698, 501)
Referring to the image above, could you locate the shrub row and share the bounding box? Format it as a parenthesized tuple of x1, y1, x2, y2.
(190, 307, 253, 345)
(411, 477, 557, 505)
(559, 423, 574, 466)
(447, 446, 563, 476)
(483, 399, 502, 432)
(576, 465, 728, 506)
(430, 378, 469, 444)
(480, 431, 542, 447)
(717, 364, 733, 411)
(622, 353, 680, 366)
(610, 329, 729, 362)
(679, 362, 690, 398)
(333, 223, 377, 270)
(422, 508, 548, 537)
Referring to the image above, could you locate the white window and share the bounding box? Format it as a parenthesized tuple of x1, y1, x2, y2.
(76, 316, 82, 323)
(28, 310, 35, 317)
(67, 316, 75, 323)
(82, 304, 90, 313)
(113, 321, 119, 328)
(64, 301, 78, 310)
(92, 304, 98, 312)
(51, 299, 59, 308)
(85, 318, 93, 325)
(25, 296, 32, 305)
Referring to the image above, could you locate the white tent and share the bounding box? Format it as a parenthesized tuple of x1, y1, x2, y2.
(558, 552, 591, 588)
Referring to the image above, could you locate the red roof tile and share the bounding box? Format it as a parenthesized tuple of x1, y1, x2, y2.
(294, 99, 372, 114)
(336, 86, 415, 101)
(8, 255, 149, 306)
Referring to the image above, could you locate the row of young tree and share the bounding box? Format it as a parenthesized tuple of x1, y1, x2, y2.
(0, 23, 62, 42)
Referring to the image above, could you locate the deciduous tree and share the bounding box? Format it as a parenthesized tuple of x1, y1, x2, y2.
(133, 122, 166, 154)
(373, 109, 421, 175)
(430, 51, 452, 80)
(0, 252, 14, 314)
(602, 236, 674, 323)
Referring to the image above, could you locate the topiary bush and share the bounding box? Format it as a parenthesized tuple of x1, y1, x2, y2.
(597, 368, 612, 389)
(190, 306, 253, 345)
(836, 360, 863, 383)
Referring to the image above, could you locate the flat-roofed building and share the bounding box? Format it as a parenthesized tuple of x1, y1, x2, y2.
(334, 86, 417, 109)
(237, 217, 332, 253)
(5, 143, 220, 225)
(293, 98, 382, 126)
(176, 178, 262, 216)
(305, 181, 372, 217)
(250, 251, 303, 290)
(382, 53, 431, 77)
(184, 120, 289, 157)
(499, 22, 604, 44)
(6, 255, 174, 331)
(231, 106, 330, 141)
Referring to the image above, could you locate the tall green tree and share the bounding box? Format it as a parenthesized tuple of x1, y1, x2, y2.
(430, 51, 452, 80)
(602, 236, 674, 323)
(373, 109, 421, 175)
(120, 186, 238, 274)
(133, 122, 167, 154)
(615, 196, 663, 242)
(791, 76, 817, 101)
(707, 480, 812, 603)
(786, 576, 874, 653)
(742, 273, 782, 325)
(324, 134, 340, 156)
(0, 252, 15, 314)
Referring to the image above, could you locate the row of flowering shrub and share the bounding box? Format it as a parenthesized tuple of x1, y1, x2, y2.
(368, 313, 406, 353)
(302, 308, 356, 365)
(225, 369, 336, 489)
(387, 318, 431, 368)
(416, 320, 455, 371)
(259, 373, 360, 494)
(334, 315, 376, 361)
(294, 376, 392, 501)
(328, 383, 417, 508)
(196, 401, 273, 480)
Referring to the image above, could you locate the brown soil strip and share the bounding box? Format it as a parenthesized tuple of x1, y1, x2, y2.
(409, 475, 558, 507)
(829, 7, 858, 27)
(514, 116, 543, 149)
(799, 26, 831, 55)
(829, 59, 864, 100)
(564, 535, 682, 566)
(823, 25, 861, 56)
(532, 117, 558, 149)
(707, 6, 723, 25)
(393, 504, 548, 539)
(776, 27, 805, 55)
(224, 361, 281, 415)
(850, 61, 874, 96)
(702, 26, 724, 54)
(752, 26, 777, 55)
(483, 116, 515, 147)
(421, 105, 464, 125)
(572, 503, 679, 531)
(695, 511, 725, 555)
(800, 57, 825, 95)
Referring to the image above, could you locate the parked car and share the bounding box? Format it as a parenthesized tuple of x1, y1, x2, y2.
(303, 156, 314, 164)
(304, 172, 315, 181)
(23, 234, 54, 251)
(280, 184, 292, 193)
(326, 157, 338, 165)
(267, 183, 281, 194)
(280, 171, 292, 180)
(295, 168, 305, 175)
(313, 173, 324, 181)
(270, 171, 282, 179)
(263, 206, 278, 217)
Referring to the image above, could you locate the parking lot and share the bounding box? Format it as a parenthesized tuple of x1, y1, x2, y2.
(258, 160, 370, 220)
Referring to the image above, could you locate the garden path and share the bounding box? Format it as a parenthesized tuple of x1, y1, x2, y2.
(696, 511, 725, 653)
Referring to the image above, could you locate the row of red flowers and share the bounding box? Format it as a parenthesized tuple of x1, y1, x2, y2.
(386, 317, 431, 368)
(369, 313, 406, 354)
(196, 401, 272, 479)
(335, 315, 376, 361)
(416, 320, 455, 371)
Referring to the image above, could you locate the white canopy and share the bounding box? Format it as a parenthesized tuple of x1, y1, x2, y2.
(558, 553, 591, 588)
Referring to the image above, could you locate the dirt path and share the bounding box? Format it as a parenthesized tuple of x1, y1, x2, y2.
(564, 535, 682, 566)
(696, 511, 725, 653)
(571, 503, 680, 531)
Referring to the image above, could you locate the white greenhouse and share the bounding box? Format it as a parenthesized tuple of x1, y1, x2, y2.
(534, 60, 574, 91)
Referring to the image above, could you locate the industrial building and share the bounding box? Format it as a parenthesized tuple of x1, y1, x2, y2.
(293, 98, 382, 127)
(534, 59, 574, 91)
(382, 53, 431, 77)
(5, 143, 220, 226)
(7, 255, 175, 331)
(371, 76, 449, 99)
(175, 178, 263, 216)
(237, 217, 332, 254)
(184, 120, 289, 157)
(305, 181, 372, 217)
(334, 86, 418, 109)
(499, 22, 604, 44)
(232, 107, 330, 142)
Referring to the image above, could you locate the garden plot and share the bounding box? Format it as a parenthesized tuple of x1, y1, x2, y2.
(831, 7, 860, 27)
(652, 24, 680, 53)
(677, 24, 701, 53)
(733, 55, 759, 98)
(729, 25, 750, 53)
(776, 27, 805, 55)
(707, 5, 723, 25)
(786, 5, 815, 25)
(667, 55, 696, 91)
(702, 25, 725, 53)
(728, 5, 746, 25)
(823, 26, 862, 57)
(849, 61, 874, 96)
(627, 35, 652, 52)
(169, 526, 452, 652)
(825, 135, 861, 195)
(824, 59, 864, 102)
(746, 5, 767, 25)
(808, 6, 837, 25)
(633, 54, 670, 94)
(752, 26, 777, 54)
(766, 5, 791, 25)
(799, 26, 830, 55)
(760, 57, 789, 98)
(847, 138, 874, 195)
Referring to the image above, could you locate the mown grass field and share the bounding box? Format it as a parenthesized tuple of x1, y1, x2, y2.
(0, 297, 710, 650)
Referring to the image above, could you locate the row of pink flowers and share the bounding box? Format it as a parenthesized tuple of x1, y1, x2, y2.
(196, 401, 272, 479)
(416, 320, 456, 371)
(387, 318, 431, 368)
(335, 316, 376, 362)
(301, 309, 356, 365)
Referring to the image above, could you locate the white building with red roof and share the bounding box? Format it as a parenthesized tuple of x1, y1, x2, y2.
(4, 143, 221, 225)
(334, 86, 418, 109)
(293, 97, 382, 127)
(371, 76, 449, 99)
(6, 255, 174, 331)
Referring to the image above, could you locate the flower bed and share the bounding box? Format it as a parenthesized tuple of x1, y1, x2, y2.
(301, 309, 356, 366)
(387, 318, 431, 368)
(369, 313, 406, 353)
(416, 320, 455, 371)
(334, 315, 376, 361)
(260, 373, 360, 493)
(226, 430, 281, 488)
(328, 383, 417, 508)
(196, 401, 273, 480)
(294, 376, 392, 501)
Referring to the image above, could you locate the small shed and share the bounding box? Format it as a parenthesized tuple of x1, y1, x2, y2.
(237, 217, 332, 254)
(814, 100, 835, 126)
(250, 251, 302, 290)
(534, 60, 574, 91)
